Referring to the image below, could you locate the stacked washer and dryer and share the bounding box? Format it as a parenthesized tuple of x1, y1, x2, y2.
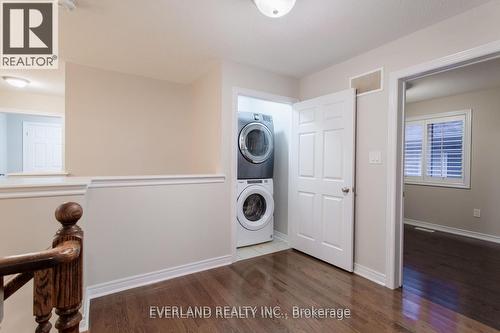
(236, 112, 275, 247)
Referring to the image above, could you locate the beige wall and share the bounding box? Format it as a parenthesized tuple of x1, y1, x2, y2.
(0, 90, 64, 116)
(299, 1, 500, 275)
(190, 66, 223, 173)
(405, 87, 500, 237)
(65, 63, 196, 176)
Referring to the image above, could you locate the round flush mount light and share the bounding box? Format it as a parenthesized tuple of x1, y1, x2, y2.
(2, 76, 30, 88)
(253, 0, 296, 18)
(58, 0, 76, 11)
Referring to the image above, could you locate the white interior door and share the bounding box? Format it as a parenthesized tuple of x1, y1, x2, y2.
(23, 121, 63, 172)
(289, 89, 356, 272)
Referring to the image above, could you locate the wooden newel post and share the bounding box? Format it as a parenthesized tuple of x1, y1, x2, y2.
(52, 202, 83, 333)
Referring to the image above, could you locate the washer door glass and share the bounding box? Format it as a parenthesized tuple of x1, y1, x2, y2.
(239, 123, 273, 164)
(243, 193, 267, 222)
(237, 186, 274, 231)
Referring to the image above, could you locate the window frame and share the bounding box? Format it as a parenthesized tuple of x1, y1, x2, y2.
(404, 109, 472, 189)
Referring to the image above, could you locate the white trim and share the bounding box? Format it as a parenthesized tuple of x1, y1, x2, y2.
(0, 179, 90, 199)
(7, 171, 69, 177)
(235, 88, 298, 105)
(404, 219, 500, 244)
(81, 255, 233, 331)
(353, 263, 386, 286)
(0, 188, 87, 199)
(386, 39, 500, 290)
(0, 175, 226, 199)
(349, 67, 384, 96)
(273, 230, 289, 243)
(89, 174, 226, 188)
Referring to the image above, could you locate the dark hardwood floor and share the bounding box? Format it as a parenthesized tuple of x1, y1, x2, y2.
(90, 249, 497, 333)
(404, 224, 500, 330)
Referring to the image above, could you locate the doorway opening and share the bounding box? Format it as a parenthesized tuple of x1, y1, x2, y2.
(0, 65, 66, 177)
(401, 56, 500, 330)
(387, 42, 500, 290)
(231, 88, 357, 273)
(233, 91, 294, 261)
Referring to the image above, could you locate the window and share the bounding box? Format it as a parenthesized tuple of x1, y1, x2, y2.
(404, 110, 471, 188)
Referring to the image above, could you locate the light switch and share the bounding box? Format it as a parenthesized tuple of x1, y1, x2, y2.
(473, 209, 481, 218)
(369, 151, 382, 165)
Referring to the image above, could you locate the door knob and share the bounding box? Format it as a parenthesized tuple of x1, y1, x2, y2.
(342, 187, 350, 194)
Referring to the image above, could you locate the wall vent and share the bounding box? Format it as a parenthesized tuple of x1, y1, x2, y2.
(350, 68, 383, 96)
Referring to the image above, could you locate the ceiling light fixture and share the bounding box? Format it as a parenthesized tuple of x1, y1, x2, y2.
(59, 0, 76, 11)
(253, 0, 296, 18)
(2, 76, 30, 88)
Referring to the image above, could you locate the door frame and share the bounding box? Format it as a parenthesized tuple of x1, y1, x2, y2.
(386, 40, 500, 289)
(231, 88, 298, 262)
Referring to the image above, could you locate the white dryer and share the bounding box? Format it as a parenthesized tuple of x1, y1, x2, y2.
(236, 179, 274, 247)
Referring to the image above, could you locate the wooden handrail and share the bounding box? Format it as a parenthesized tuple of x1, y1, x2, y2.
(0, 241, 81, 276)
(0, 202, 84, 333)
(4, 272, 34, 300)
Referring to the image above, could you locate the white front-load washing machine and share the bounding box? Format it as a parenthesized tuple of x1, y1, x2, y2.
(236, 179, 274, 247)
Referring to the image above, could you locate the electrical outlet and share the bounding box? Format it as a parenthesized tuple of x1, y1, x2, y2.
(473, 209, 481, 218)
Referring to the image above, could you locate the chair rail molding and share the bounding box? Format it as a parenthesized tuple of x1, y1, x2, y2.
(89, 174, 226, 188)
(0, 174, 227, 199)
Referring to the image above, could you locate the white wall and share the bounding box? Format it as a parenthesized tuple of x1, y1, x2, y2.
(0, 113, 6, 175)
(85, 181, 229, 287)
(237, 96, 292, 235)
(405, 86, 500, 237)
(299, 1, 500, 276)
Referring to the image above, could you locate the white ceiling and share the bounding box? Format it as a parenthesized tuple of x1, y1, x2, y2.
(59, 0, 491, 84)
(0, 0, 491, 95)
(406, 57, 500, 103)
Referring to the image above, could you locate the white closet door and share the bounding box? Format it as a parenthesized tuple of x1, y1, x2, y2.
(289, 89, 356, 272)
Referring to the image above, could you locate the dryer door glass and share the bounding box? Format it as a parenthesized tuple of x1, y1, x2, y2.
(239, 123, 273, 164)
(243, 193, 267, 222)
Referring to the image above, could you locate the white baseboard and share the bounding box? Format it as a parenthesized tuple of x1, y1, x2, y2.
(404, 218, 500, 244)
(80, 254, 232, 331)
(278, 233, 386, 287)
(273, 230, 289, 243)
(353, 263, 386, 286)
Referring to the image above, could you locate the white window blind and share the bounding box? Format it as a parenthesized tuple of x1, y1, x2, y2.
(404, 110, 471, 188)
(426, 120, 464, 179)
(404, 122, 423, 177)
